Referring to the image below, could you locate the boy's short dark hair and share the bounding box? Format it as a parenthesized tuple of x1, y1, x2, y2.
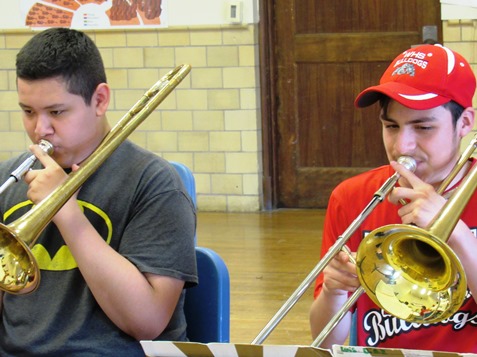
(16, 28, 107, 105)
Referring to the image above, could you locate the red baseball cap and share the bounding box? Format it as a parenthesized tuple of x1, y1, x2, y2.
(355, 44, 476, 110)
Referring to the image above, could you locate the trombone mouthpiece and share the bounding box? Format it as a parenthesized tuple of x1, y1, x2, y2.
(38, 140, 54, 155)
(397, 156, 417, 173)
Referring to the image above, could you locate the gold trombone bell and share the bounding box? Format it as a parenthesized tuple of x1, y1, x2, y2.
(357, 225, 466, 323)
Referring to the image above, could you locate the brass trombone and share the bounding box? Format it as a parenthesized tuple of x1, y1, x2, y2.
(253, 134, 477, 347)
(252, 156, 417, 345)
(0, 64, 191, 295)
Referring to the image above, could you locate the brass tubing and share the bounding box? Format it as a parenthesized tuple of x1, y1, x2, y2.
(437, 133, 477, 195)
(251, 156, 416, 345)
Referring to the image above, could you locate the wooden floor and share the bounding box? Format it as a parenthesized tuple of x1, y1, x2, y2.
(196, 209, 326, 346)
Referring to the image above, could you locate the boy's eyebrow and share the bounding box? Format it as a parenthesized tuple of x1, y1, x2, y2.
(380, 114, 439, 124)
(19, 102, 64, 110)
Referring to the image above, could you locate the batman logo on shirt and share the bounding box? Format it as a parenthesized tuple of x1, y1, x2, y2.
(3, 200, 113, 271)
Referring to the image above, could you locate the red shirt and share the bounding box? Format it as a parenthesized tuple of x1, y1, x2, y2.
(314, 162, 477, 352)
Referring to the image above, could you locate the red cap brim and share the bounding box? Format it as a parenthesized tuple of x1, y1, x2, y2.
(354, 81, 451, 110)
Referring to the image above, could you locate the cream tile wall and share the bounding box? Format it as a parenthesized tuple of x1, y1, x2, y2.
(1, 21, 472, 213)
(0, 25, 262, 212)
(443, 20, 477, 151)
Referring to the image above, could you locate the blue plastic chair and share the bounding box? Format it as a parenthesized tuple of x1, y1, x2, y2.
(170, 161, 197, 244)
(184, 246, 231, 343)
(169, 161, 231, 343)
(170, 161, 197, 208)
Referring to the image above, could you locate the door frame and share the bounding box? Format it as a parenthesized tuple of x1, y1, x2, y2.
(259, 0, 278, 210)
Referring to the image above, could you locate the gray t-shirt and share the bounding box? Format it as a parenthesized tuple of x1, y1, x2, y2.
(0, 140, 198, 356)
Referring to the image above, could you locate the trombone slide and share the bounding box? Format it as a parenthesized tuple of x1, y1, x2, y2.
(251, 156, 416, 345)
(312, 287, 364, 347)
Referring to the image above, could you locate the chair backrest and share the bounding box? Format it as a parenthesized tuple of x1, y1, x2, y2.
(169, 161, 230, 343)
(170, 161, 197, 245)
(169, 161, 197, 208)
(184, 246, 230, 343)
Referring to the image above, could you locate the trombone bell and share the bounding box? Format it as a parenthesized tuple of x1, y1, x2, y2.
(0, 229, 38, 294)
(356, 224, 467, 323)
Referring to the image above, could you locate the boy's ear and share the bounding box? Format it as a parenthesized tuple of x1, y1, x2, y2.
(458, 107, 475, 137)
(93, 83, 110, 116)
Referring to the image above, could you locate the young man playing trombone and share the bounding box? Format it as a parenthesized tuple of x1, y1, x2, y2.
(310, 44, 477, 352)
(0, 28, 197, 355)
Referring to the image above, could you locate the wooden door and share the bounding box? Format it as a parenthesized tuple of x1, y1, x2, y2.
(260, 0, 442, 208)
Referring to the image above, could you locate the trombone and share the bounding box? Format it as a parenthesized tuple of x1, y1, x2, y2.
(0, 64, 191, 294)
(252, 134, 477, 347)
(252, 156, 417, 345)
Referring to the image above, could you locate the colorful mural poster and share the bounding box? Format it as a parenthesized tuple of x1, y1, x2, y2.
(20, 0, 167, 29)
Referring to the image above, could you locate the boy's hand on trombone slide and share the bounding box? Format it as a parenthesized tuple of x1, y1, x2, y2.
(322, 250, 359, 296)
